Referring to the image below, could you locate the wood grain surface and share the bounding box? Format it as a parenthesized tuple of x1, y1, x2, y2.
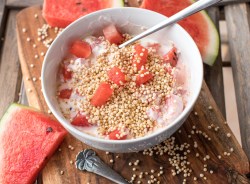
(205, 7, 226, 118)
(224, 3, 250, 161)
(0, 10, 22, 117)
(16, 5, 249, 184)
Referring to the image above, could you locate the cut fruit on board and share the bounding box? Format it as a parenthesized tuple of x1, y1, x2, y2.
(43, 0, 124, 28)
(0, 104, 67, 184)
(141, 0, 219, 66)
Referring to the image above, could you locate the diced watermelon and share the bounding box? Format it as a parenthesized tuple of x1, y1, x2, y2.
(0, 104, 67, 184)
(108, 66, 126, 86)
(43, 0, 124, 28)
(90, 82, 113, 107)
(163, 47, 178, 67)
(69, 40, 92, 58)
(71, 113, 90, 126)
(58, 89, 72, 99)
(103, 24, 124, 45)
(61, 64, 72, 81)
(132, 44, 148, 70)
(147, 43, 161, 52)
(136, 69, 153, 86)
(108, 129, 127, 140)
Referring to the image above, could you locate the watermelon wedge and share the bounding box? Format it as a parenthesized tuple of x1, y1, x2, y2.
(43, 0, 124, 28)
(141, 0, 219, 65)
(0, 104, 67, 184)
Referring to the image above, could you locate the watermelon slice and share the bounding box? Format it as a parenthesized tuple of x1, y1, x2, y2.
(141, 0, 219, 65)
(43, 0, 124, 28)
(0, 104, 67, 184)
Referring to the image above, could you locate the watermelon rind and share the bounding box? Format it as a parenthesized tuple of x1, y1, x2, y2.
(112, 0, 124, 7)
(200, 10, 219, 66)
(0, 103, 37, 131)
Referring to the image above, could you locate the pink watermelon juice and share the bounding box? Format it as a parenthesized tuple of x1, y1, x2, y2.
(56, 25, 189, 140)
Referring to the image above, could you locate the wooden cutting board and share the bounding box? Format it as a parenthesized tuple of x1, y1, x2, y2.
(16, 5, 250, 184)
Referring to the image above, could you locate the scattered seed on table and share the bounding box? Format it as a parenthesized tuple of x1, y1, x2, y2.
(33, 44, 37, 48)
(30, 64, 34, 68)
(70, 160, 73, 164)
(27, 88, 32, 92)
(109, 159, 114, 163)
(22, 28, 27, 33)
(60, 170, 64, 175)
(230, 148, 234, 152)
(208, 105, 213, 110)
(35, 54, 39, 59)
(194, 111, 198, 116)
(227, 133, 231, 137)
(34, 14, 38, 18)
(218, 155, 221, 159)
(210, 170, 214, 174)
(27, 37, 31, 42)
(32, 77, 37, 82)
(105, 151, 109, 155)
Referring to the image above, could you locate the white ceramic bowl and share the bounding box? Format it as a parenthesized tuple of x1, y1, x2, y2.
(42, 7, 203, 153)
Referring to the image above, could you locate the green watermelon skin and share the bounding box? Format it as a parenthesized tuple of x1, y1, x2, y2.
(43, 0, 124, 28)
(0, 104, 67, 184)
(141, 0, 219, 65)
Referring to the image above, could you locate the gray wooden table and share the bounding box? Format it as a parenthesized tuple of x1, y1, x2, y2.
(0, 0, 249, 180)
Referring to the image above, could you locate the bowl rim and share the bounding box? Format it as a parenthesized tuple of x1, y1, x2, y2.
(41, 7, 203, 145)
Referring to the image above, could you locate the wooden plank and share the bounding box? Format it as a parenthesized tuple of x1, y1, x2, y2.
(204, 7, 226, 118)
(225, 3, 250, 160)
(6, 0, 43, 8)
(0, 0, 6, 43)
(218, 0, 250, 6)
(0, 10, 22, 117)
(16, 6, 250, 184)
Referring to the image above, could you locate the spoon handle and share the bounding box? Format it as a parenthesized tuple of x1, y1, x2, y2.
(75, 149, 129, 184)
(119, 0, 221, 48)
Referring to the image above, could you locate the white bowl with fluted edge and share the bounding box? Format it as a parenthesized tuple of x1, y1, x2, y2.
(41, 7, 203, 153)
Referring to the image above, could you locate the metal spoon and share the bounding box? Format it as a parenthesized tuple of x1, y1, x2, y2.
(119, 0, 221, 48)
(75, 149, 129, 184)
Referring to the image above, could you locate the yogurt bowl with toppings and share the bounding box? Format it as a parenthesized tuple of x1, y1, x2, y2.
(42, 7, 203, 152)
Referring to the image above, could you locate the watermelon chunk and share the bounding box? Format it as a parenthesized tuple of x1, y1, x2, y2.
(0, 104, 67, 184)
(141, 0, 219, 65)
(108, 66, 126, 86)
(90, 82, 113, 107)
(43, 0, 124, 28)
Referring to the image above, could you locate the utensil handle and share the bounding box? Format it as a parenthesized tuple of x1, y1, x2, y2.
(76, 149, 129, 184)
(119, 0, 221, 48)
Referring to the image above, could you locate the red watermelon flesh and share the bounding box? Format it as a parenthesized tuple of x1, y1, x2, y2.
(0, 104, 67, 184)
(43, 0, 124, 28)
(141, 0, 219, 65)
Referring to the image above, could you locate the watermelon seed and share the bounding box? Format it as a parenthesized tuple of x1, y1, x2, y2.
(82, 8, 87, 12)
(76, 2, 81, 5)
(46, 127, 53, 133)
